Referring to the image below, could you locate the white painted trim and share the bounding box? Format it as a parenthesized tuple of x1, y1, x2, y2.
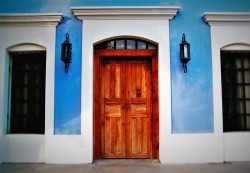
(224, 132, 250, 161)
(163, 134, 224, 163)
(71, 6, 180, 20)
(203, 12, 250, 26)
(203, 11, 250, 162)
(0, 13, 62, 163)
(44, 135, 87, 164)
(69, 6, 227, 164)
(80, 19, 172, 163)
(70, 6, 179, 164)
(2, 135, 45, 163)
(0, 24, 58, 163)
(0, 13, 63, 26)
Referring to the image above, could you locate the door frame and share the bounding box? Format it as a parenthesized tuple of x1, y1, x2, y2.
(93, 49, 159, 160)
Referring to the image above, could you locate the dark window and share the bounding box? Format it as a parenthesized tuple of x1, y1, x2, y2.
(221, 51, 250, 132)
(94, 38, 157, 50)
(9, 52, 46, 134)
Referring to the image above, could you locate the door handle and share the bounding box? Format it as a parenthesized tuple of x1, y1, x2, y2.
(122, 103, 131, 109)
(127, 103, 131, 109)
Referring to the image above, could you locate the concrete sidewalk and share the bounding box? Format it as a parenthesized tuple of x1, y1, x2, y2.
(0, 160, 250, 173)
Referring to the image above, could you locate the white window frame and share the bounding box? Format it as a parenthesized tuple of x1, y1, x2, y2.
(8, 48, 46, 134)
(0, 13, 62, 163)
(203, 12, 250, 161)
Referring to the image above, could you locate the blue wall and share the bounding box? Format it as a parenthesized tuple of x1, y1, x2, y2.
(1, 0, 250, 134)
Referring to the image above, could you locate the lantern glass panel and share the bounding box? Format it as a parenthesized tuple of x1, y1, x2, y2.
(184, 45, 188, 58)
(61, 43, 72, 62)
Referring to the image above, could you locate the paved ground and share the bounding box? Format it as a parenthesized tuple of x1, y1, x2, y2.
(0, 159, 250, 173)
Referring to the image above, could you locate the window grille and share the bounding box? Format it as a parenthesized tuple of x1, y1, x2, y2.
(94, 38, 157, 50)
(9, 52, 46, 134)
(221, 51, 250, 132)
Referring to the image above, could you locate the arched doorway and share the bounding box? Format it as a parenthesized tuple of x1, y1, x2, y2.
(93, 38, 159, 160)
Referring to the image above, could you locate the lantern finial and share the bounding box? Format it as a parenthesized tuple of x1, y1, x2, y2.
(182, 34, 186, 42)
(66, 33, 70, 42)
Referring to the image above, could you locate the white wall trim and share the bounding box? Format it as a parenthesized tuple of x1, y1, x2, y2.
(69, 6, 225, 164)
(2, 135, 45, 163)
(203, 12, 250, 26)
(0, 13, 62, 163)
(71, 6, 180, 20)
(80, 19, 173, 163)
(0, 13, 63, 26)
(203, 11, 250, 162)
(73, 6, 177, 162)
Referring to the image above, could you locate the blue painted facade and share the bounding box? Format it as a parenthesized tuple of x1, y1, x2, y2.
(0, 0, 250, 134)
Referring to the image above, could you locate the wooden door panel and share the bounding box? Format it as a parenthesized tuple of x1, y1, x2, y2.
(94, 50, 158, 160)
(131, 117, 150, 156)
(104, 117, 125, 158)
(101, 60, 126, 158)
(104, 63, 121, 99)
(131, 101, 147, 113)
(126, 61, 152, 158)
(101, 57, 152, 159)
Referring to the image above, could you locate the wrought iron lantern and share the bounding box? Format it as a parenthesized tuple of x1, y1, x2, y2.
(179, 34, 191, 73)
(61, 33, 72, 73)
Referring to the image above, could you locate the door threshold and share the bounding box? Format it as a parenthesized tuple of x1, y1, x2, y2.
(93, 159, 160, 165)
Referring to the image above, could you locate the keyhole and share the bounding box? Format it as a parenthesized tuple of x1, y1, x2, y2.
(136, 89, 141, 98)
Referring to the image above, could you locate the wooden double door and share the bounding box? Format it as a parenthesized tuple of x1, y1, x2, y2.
(94, 50, 159, 160)
(100, 57, 152, 158)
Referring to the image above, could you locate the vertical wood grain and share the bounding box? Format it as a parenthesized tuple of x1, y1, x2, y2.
(94, 50, 158, 160)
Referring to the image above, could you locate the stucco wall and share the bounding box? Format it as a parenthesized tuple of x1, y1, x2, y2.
(1, 0, 249, 134)
(0, 0, 250, 164)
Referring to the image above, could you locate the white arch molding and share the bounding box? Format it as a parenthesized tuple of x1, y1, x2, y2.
(93, 35, 159, 46)
(221, 43, 250, 51)
(7, 43, 46, 52)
